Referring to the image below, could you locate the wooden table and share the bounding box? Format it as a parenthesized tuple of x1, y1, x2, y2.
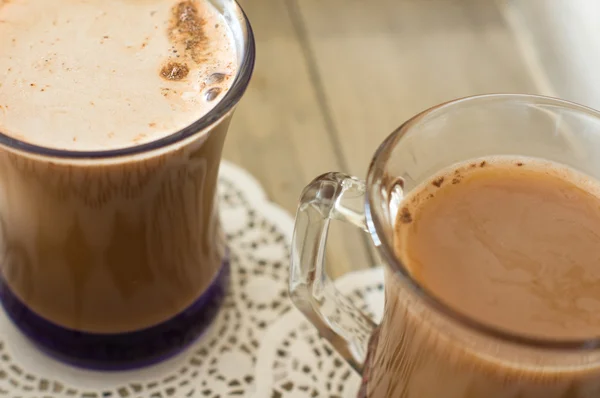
(223, 0, 592, 278)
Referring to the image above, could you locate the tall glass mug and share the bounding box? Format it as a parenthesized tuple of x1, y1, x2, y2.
(290, 95, 600, 397)
(0, 0, 254, 370)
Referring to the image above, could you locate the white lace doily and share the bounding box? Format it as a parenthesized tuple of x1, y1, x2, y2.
(0, 160, 385, 397)
(254, 267, 384, 398)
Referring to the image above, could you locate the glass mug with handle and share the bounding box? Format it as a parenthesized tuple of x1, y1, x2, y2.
(290, 94, 600, 397)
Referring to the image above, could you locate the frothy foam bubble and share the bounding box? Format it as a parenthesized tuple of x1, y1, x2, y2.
(0, 0, 238, 151)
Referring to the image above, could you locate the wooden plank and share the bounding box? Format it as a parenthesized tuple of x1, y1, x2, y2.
(223, 0, 375, 278)
(500, 0, 600, 109)
(293, 0, 542, 179)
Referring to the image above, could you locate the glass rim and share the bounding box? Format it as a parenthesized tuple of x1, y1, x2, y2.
(365, 93, 600, 351)
(0, 0, 255, 160)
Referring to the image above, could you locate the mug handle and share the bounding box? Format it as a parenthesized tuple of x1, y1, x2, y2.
(289, 172, 377, 373)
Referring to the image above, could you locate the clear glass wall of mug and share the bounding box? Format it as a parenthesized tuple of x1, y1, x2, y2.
(290, 94, 600, 397)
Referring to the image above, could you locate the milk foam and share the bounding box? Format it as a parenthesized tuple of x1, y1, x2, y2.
(0, 0, 237, 151)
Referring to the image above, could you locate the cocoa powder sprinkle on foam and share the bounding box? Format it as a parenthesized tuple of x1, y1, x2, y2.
(160, 62, 189, 80)
(399, 207, 413, 224)
(159, 1, 209, 80)
(169, 0, 208, 63)
(432, 177, 445, 188)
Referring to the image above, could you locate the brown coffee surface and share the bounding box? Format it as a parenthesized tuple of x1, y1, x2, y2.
(397, 158, 600, 339)
(362, 157, 600, 398)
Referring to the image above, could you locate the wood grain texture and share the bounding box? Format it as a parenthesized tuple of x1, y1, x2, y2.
(500, 0, 600, 109)
(292, 0, 542, 179)
(223, 0, 374, 278)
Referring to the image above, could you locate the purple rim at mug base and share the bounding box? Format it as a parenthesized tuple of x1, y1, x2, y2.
(0, 255, 230, 371)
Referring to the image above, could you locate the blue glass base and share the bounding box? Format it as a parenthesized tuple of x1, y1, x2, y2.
(0, 260, 230, 371)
